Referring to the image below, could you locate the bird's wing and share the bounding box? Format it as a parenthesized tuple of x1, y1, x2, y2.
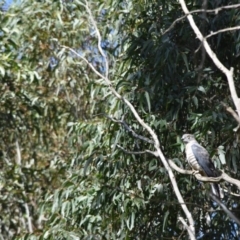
(191, 143, 218, 177)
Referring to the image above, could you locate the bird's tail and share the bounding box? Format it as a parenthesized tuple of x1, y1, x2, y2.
(210, 183, 224, 199)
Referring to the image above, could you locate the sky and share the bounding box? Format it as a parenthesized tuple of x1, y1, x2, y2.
(1, 0, 13, 11)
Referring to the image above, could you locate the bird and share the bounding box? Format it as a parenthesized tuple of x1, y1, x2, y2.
(181, 133, 223, 198)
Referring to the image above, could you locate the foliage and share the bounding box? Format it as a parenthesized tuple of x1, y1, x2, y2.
(0, 0, 240, 239)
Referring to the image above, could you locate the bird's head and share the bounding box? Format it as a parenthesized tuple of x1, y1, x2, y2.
(181, 134, 196, 143)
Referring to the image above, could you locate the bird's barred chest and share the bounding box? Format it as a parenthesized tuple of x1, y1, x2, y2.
(186, 146, 202, 171)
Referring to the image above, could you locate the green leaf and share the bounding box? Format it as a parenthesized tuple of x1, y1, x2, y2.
(144, 91, 151, 112)
(181, 52, 189, 71)
(217, 146, 226, 165)
(0, 66, 5, 76)
(192, 96, 198, 108)
(162, 210, 169, 232)
(197, 86, 206, 94)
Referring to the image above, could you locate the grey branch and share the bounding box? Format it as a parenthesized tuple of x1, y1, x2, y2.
(206, 26, 240, 39)
(106, 115, 154, 144)
(117, 145, 157, 156)
(162, 4, 240, 36)
(210, 193, 240, 225)
(178, 217, 196, 240)
(169, 159, 240, 189)
(221, 102, 240, 126)
(179, 0, 240, 125)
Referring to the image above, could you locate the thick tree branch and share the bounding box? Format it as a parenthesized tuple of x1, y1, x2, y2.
(169, 159, 240, 189)
(179, 0, 240, 123)
(168, 160, 193, 175)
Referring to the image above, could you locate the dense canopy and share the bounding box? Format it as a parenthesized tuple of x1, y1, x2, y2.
(0, 0, 240, 239)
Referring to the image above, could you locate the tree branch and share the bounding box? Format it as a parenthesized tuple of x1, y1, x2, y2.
(24, 203, 33, 233)
(210, 193, 240, 225)
(168, 159, 193, 175)
(206, 26, 240, 39)
(116, 145, 157, 156)
(162, 4, 240, 36)
(178, 216, 195, 240)
(106, 115, 154, 144)
(179, 0, 240, 123)
(221, 102, 240, 126)
(62, 1, 196, 238)
(169, 159, 240, 189)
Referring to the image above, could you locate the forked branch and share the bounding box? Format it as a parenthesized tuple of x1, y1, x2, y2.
(179, 0, 240, 123)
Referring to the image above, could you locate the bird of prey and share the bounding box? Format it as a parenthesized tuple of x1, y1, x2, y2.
(181, 134, 222, 198)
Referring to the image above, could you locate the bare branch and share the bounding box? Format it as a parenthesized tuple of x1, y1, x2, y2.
(206, 26, 240, 39)
(178, 216, 196, 240)
(15, 140, 21, 165)
(162, 4, 240, 36)
(106, 115, 154, 144)
(76, 0, 109, 78)
(169, 159, 240, 189)
(193, 4, 240, 14)
(221, 102, 240, 126)
(222, 188, 240, 197)
(179, 0, 240, 123)
(162, 15, 186, 35)
(24, 203, 33, 233)
(210, 3, 240, 12)
(210, 193, 240, 225)
(195, 174, 222, 183)
(116, 145, 157, 156)
(221, 171, 240, 189)
(62, 46, 106, 81)
(169, 159, 222, 182)
(168, 159, 194, 175)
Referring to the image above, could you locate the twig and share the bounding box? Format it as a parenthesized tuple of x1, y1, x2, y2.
(162, 4, 240, 36)
(106, 115, 154, 144)
(206, 26, 240, 39)
(24, 203, 33, 233)
(16, 139, 21, 165)
(116, 145, 156, 156)
(77, 1, 109, 78)
(222, 188, 240, 197)
(193, 4, 240, 14)
(162, 15, 186, 35)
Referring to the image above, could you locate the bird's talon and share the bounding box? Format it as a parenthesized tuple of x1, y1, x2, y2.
(193, 170, 199, 175)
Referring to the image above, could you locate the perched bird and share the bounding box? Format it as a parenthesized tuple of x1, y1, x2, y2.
(181, 133, 223, 198)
